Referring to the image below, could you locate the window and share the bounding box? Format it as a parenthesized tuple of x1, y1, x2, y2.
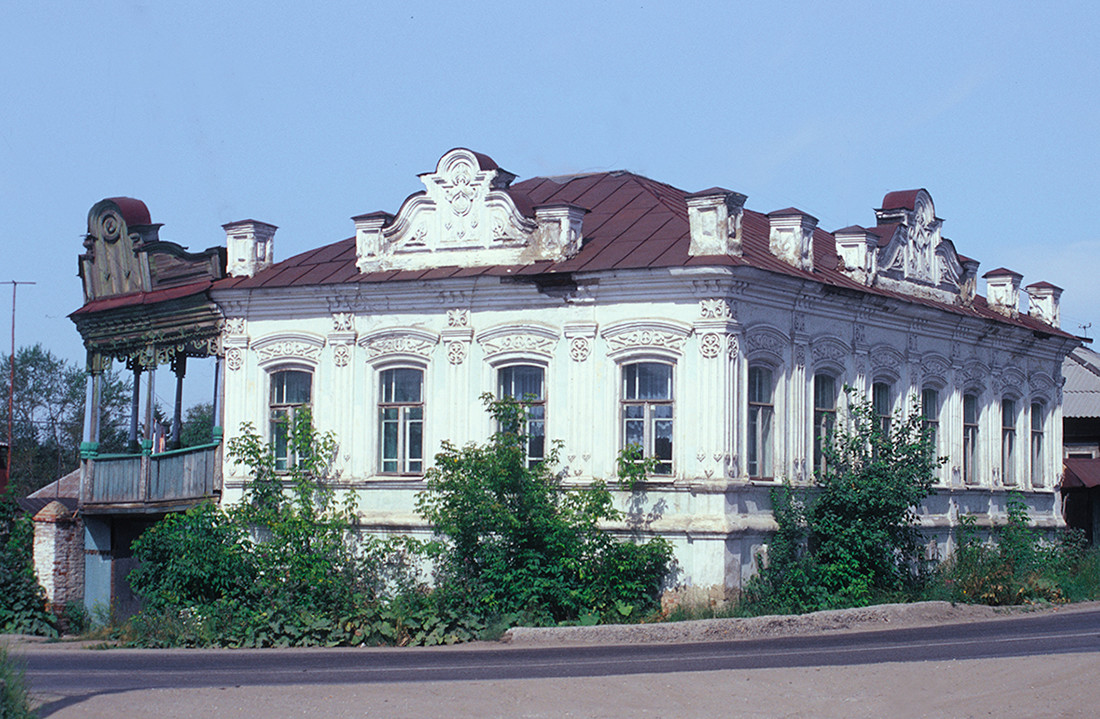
(963, 393, 979, 485)
(622, 362, 673, 475)
(1031, 402, 1045, 488)
(747, 366, 774, 478)
(270, 369, 312, 471)
(813, 373, 837, 476)
(1001, 399, 1017, 486)
(872, 382, 892, 435)
(498, 364, 545, 467)
(921, 388, 940, 466)
(379, 368, 423, 474)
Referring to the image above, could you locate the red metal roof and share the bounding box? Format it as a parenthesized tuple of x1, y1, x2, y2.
(71, 280, 212, 315)
(106, 197, 152, 226)
(1064, 457, 1100, 489)
(211, 169, 1074, 339)
(879, 189, 924, 211)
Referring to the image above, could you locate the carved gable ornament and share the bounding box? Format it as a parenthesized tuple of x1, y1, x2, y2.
(355, 149, 559, 272)
(873, 190, 970, 303)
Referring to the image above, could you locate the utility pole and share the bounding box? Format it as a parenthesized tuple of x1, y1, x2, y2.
(3, 280, 35, 493)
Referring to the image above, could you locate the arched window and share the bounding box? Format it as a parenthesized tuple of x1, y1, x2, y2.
(1031, 401, 1045, 488)
(622, 362, 673, 475)
(872, 382, 892, 435)
(963, 393, 979, 485)
(1002, 398, 1017, 486)
(921, 388, 940, 458)
(379, 367, 424, 475)
(498, 364, 546, 467)
(747, 365, 774, 478)
(269, 369, 312, 471)
(813, 373, 837, 476)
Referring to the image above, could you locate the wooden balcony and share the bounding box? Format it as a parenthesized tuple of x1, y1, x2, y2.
(82, 440, 222, 514)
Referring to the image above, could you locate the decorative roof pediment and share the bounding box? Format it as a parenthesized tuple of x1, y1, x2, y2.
(871, 189, 975, 303)
(355, 148, 576, 273)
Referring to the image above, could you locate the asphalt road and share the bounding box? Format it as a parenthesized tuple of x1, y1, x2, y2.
(19, 607, 1100, 697)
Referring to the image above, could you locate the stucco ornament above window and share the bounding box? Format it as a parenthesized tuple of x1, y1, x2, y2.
(354, 148, 585, 272)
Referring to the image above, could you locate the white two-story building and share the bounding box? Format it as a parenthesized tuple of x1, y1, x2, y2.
(74, 148, 1080, 604)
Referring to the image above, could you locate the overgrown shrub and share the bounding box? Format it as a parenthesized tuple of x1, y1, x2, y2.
(416, 395, 672, 625)
(938, 494, 1100, 605)
(0, 489, 56, 637)
(741, 390, 942, 615)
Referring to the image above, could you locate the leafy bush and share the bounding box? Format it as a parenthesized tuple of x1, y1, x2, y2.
(129, 502, 257, 611)
(938, 494, 1100, 606)
(741, 390, 942, 615)
(0, 489, 56, 636)
(416, 395, 672, 625)
(124, 398, 671, 646)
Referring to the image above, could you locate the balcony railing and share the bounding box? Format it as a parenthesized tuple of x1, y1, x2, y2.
(84, 440, 222, 511)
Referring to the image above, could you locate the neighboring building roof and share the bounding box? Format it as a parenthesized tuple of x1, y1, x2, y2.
(1064, 457, 1100, 489)
(207, 157, 1071, 339)
(18, 469, 80, 515)
(1064, 346, 1100, 418)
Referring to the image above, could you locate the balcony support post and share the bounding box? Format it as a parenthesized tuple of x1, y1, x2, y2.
(170, 353, 186, 450)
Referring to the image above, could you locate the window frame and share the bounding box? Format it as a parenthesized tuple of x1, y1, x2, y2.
(921, 387, 941, 479)
(621, 360, 675, 476)
(1030, 400, 1045, 488)
(497, 363, 547, 468)
(378, 366, 425, 476)
(1001, 397, 1018, 486)
(813, 373, 838, 477)
(268, 368, 313, 472)
(963, 392, 980, 485)
(872, 381, 893, 436)
(747, 364, 775, 479)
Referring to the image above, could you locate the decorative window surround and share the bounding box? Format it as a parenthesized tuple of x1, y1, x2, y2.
(358, 327, 439, 363)
(251, 332, 325, 368)
(476, 322, 560, 359)
(601, 319, 691, 359)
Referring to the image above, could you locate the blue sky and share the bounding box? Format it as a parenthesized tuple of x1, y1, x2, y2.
(2, 1, 1098, 409)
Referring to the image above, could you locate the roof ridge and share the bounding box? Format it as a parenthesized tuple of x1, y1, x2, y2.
(612, 171, 689, 217)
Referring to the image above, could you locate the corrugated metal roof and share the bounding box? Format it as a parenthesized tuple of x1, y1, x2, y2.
(1063, 347, 1100, 417)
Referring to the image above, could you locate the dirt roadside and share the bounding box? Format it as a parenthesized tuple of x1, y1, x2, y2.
(10, 601, 1100, 719)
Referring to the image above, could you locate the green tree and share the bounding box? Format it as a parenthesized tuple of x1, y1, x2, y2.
(416, 394, 672, 624)
(180, 402, 214, 447)
(0, 488, 56, 635)
(743, 389, 942, 614)
(1, 345, 130, 494)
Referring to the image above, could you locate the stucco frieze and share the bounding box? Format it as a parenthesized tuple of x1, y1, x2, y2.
(699, 298, 733, 319)
(870, 344, 904, 375)
(332, 312, 355, 333)
(921, 354, 951, 381)
(358, 327, 440, 362)
(224, 317, 247, 336)
(477, 323, 559, 359)
(811, 337, 849, 366)
(744, 325, 787, 361)
(251, 332, 326, 367)
(600, 319, 691, 358)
